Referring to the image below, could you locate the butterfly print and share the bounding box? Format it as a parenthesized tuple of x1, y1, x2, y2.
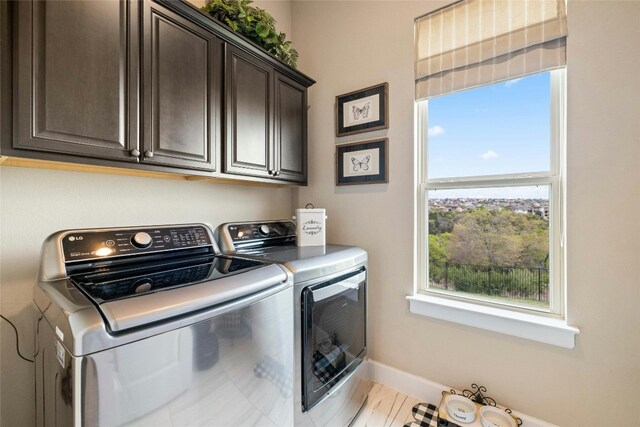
(351, 155, 370, 172)
(352, 102, 371, 120)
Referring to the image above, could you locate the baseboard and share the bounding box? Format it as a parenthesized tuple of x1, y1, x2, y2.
(365, 359, 557, 427)
(365, 359, 446, 404)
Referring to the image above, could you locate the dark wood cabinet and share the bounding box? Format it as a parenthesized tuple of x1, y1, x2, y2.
(13, 1, 138, 162)
(142, 0, 221, 171)
(274, 73, 307, 183)
(14, 0, 139, 161)
(224, 47, 308, 183)
(6, 0, 314, 184)
(224, 45, 273, 179)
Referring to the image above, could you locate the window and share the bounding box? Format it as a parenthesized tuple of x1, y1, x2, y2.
(417, 69, 566, 316)
(411, 0, 577, 347)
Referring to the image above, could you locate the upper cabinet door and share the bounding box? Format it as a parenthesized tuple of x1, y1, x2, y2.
(14, 0, 139, 161)
(142, 1, 221, 171)
(224, 46, 274, 179)
(274, 73, 307, 183)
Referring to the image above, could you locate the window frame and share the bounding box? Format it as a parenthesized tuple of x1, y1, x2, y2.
(415, 68, 567, 319)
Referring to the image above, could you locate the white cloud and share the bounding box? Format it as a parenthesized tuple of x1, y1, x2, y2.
(428, 125, 445, 137)
(504, 78, 523, 88)
(480, 150, 499, 160)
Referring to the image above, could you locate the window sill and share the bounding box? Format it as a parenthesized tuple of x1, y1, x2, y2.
(407, 294, 579, 349)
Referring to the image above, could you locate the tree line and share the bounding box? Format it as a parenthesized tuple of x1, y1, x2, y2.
(429, 207, 549, 269)
(428, 207, 550, 303)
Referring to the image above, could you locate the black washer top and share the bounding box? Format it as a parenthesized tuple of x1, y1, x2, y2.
(71, 255, 265, 304)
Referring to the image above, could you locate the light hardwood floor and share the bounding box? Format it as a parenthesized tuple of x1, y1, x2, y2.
(350, 382, 422, 427)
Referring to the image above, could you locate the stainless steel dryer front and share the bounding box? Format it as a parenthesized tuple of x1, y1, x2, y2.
(216, 220, 372, 427)
(34, 223, 294, 427)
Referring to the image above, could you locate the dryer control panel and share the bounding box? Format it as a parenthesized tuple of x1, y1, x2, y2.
(226, 221, 296, 244)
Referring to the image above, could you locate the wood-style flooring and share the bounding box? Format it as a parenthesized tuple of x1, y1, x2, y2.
(350, 382, 422, 427)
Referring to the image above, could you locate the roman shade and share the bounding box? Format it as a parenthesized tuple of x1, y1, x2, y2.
(415, 0, 568, 99)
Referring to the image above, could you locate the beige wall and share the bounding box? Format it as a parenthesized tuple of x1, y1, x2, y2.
(293, 1, 640, 426)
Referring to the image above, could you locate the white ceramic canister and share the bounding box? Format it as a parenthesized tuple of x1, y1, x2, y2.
(293, 204, 326, 247)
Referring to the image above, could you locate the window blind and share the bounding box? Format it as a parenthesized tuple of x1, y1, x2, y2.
(415, 0, 567, 99)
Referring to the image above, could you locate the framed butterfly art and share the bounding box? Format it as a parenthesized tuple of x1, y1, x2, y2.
(336, 138, 389, 186)
(335, 83, 389, 137)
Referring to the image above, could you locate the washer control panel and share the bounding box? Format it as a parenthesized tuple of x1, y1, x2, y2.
(227, 221, 295, 243)
(62, 225, 212, 262)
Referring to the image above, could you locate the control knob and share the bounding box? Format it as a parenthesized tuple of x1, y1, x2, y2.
(258, 224, 270, 236)
(131, 232, 153, 249)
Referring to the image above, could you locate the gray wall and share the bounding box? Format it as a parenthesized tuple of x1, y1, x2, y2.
(292, 1, 640, 426)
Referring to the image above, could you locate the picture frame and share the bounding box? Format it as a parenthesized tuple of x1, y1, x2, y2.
(335, 82, 389, 137)
(336, 138, 389, 186)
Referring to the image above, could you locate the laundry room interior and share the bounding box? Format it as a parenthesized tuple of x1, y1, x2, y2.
(0, 1, 638, 426)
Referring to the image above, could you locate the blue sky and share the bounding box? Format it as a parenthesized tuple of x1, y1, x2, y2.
(427, 72, 550, 176)
(426, 72, 551, 199)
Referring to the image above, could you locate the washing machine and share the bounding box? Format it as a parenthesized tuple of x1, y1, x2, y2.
(34, 223, 294, 426)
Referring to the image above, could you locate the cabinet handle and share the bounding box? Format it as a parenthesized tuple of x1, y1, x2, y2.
(144, 151, 154, 158)
(274, 170, 281, 177)
(130, 149, 141, 157)
(268, 169, 274, 175)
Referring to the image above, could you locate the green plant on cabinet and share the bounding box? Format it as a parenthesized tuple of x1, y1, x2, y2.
(201, 0, 299, 68)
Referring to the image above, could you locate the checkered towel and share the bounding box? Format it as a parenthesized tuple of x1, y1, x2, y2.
(253, 355, 293, 398)
(312, 350, 343, 384)
(403, 403, 439, 427)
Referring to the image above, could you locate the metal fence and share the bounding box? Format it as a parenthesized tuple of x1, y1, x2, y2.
(429, 261, 549, 302)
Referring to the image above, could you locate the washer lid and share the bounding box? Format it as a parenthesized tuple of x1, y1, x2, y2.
(35, 260, 291, 355)
(98, 261, 288, 332)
